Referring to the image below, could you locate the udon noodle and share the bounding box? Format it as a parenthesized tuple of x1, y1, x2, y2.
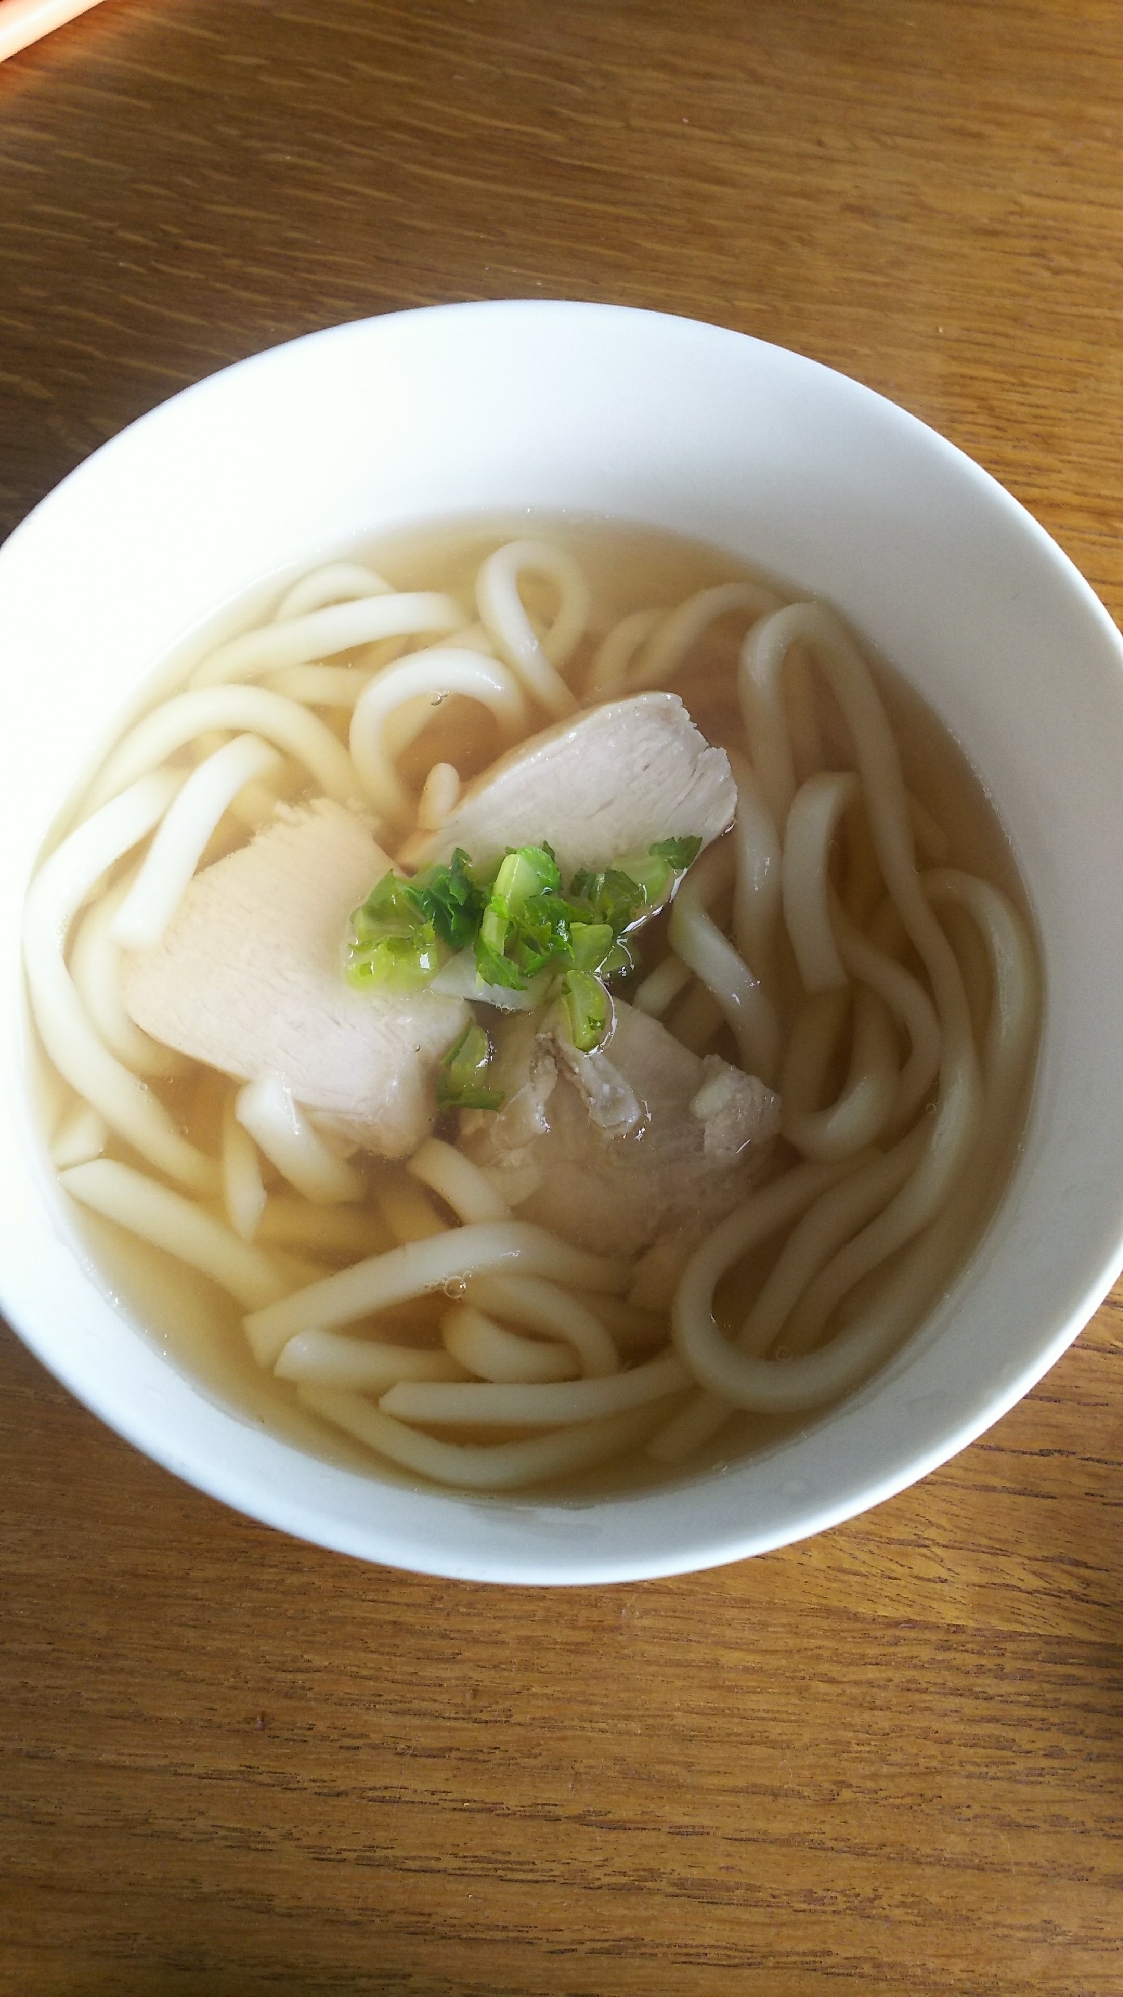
(24, 519, 1040, 1494)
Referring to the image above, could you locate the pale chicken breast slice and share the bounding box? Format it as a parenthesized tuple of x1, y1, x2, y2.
(122, 799, 468, 1157)
(462, 1001, 780, 1260)
(413, 692, 735, 874)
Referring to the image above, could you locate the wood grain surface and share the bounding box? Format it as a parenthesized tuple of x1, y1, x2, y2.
(2, 3, 1122, 1992)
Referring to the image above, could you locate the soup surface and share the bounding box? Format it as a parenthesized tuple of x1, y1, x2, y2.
(26, 516, 1040, 1499)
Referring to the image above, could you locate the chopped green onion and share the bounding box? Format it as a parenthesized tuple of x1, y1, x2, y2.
(411, 847, 492, 950)
(569, 922, 616, 973)
(562, 970, 610, 1053)
(474, 937, 530, 991)
(348, 928, 448, 993)
(650, 835, 703, 871)
(476, 844, 573, 986)
(437, 1022, 503, 1111)
(348, 832, 702, 1023)
(349, 874, 447, 992)
(571, 838, 700, 932)
(569, 865, 651, 934)
(348, 850, 491, 993)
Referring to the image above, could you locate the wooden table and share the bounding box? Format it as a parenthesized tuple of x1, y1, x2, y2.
(3, 4, 1122, 1991)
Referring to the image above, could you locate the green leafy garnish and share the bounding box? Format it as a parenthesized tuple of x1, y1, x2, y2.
(569, 922, 615, 973)
(650, 835, 703, 871)
(477, 844, 573, 985)
(561, 970, 609, 1053)
(569, 865, 651, 935)
(570, 838, 700, 930)
(349, 850, 491, 993)
(349, 874, 447, 993)
(437, 1021, 503, 1111)
(410, 848, 492, 951)
(348, 832, 702, 1050)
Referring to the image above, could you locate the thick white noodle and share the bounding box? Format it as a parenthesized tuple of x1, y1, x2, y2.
(261, 665, 375, 708)
(84, 685, 362, 813)
(632, 951, 693, 1019)
(728, 751, 782, 995)
(792, 871, 1037, 1368)
(475, 539, 589, 717)
(297, 1388, 663, 1491)
(380, 1348, 687, 1426)
(670, 1157, 870, 1411)
(222, 1094, 268, 1242)
(781, 986, 899, 1162)
(191, 591, 467, 687)
(110, 734, 283, 951)
(585, 608, 664, 700)
(741, 604, 973, 1031)
(441, 1303, 578, 1384)
(768, 1093, 974, 1353)
(243, 1223, 630, 1366)
(407, 1137, 512, 1224)
(780, 1104, 963, 1351)
(923, 869, 1038, 1105)
(416, 761, 461, 830)
(830, 891, 941, 1133)
(737, 609, 803, 828)
(784, 644, 826, 783)
(23, 772, 220, 1194)
(781, 770, 859, 992)
(50, 1102, 108, 1169)
(350, 649, 529, 825)
(749, 1124, 929, 1359)
(668, 838, 780, 1082)
(627, 581, 783, 692)
(69, 874, 183, 1077)
(739, 601, 982, 1301)
(273, 562, 392, 621)
(236, 1074, 364, 1205)
(669, 868, 1037, 1421)
(466, 1272, 621, 1378)
(60, 1159, 285, 1310)
(275, 1330, 466, 1389)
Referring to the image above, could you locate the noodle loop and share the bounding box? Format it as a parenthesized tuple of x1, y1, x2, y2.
(476, 539, 589, 717)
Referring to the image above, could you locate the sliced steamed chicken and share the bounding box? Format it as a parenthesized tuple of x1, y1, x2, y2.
(122, 800, 468, 1157)
(412, 691, 736, 872)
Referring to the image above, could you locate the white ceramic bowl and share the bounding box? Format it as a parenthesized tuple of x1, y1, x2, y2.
(3, 301, 1123, 1584)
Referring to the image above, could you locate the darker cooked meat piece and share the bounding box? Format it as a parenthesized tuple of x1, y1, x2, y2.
(462, 1001, 780, 1258)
